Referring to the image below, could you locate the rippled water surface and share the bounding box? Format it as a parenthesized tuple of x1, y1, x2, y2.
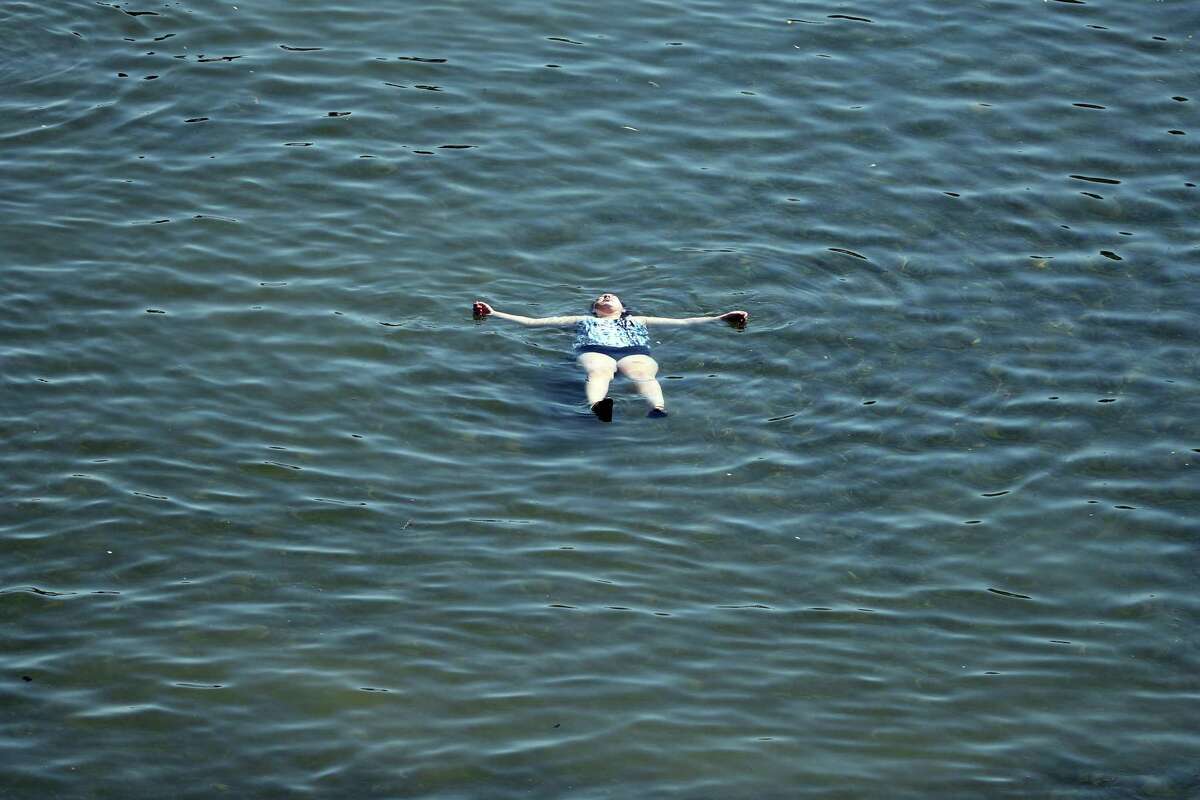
(3, 1, 1199, 797)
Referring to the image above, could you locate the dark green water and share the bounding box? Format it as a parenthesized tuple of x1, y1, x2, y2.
(3, 1, 1199, 797)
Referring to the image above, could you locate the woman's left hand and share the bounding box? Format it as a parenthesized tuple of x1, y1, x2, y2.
(720, 310, 749, 328)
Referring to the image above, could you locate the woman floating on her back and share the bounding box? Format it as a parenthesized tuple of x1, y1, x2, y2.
(472, 293, 749, 422)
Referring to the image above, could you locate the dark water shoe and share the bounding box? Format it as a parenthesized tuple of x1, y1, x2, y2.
(591, 398, 614, 422)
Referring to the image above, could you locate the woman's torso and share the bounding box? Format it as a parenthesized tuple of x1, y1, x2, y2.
(573, 316, 650, 351)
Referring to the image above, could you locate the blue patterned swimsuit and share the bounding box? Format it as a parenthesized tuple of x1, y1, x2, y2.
(573, 316, 652, 359)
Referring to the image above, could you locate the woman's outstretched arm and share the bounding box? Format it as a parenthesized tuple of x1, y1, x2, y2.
(472, 301, 584, 326)
(633, 310, 750, 328)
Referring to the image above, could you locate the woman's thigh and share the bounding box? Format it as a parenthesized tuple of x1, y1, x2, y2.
(577, 352, 618, 376)
(616, 354, 659, 381)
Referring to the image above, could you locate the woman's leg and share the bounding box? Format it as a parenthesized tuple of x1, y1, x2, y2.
(616, 355, 665, 412)
(576, 352, 618, 405)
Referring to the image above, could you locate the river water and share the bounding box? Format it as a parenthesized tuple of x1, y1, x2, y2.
(3, 1, 1199, 797)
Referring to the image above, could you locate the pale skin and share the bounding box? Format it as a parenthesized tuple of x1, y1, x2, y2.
(471, 293, 749, 416)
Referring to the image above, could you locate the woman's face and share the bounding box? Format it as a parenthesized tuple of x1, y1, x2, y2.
(593, 292, 624, 316)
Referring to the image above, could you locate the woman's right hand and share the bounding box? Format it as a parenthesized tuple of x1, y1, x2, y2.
(472, 300, 493, 318)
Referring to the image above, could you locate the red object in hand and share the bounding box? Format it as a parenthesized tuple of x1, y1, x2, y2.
(472, 300, 493, 318)
(721, 310, 749, 328)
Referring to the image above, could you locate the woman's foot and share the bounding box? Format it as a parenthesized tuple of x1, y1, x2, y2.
(647, 407, 668, 418)
(591, 397, 614, 422)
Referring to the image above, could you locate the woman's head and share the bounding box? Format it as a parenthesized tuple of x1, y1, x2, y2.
(591, 292, 625, 317)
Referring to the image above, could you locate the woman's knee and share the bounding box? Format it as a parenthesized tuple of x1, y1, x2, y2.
(618, 356, 658, 382)
(578, 353, 617, 379)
